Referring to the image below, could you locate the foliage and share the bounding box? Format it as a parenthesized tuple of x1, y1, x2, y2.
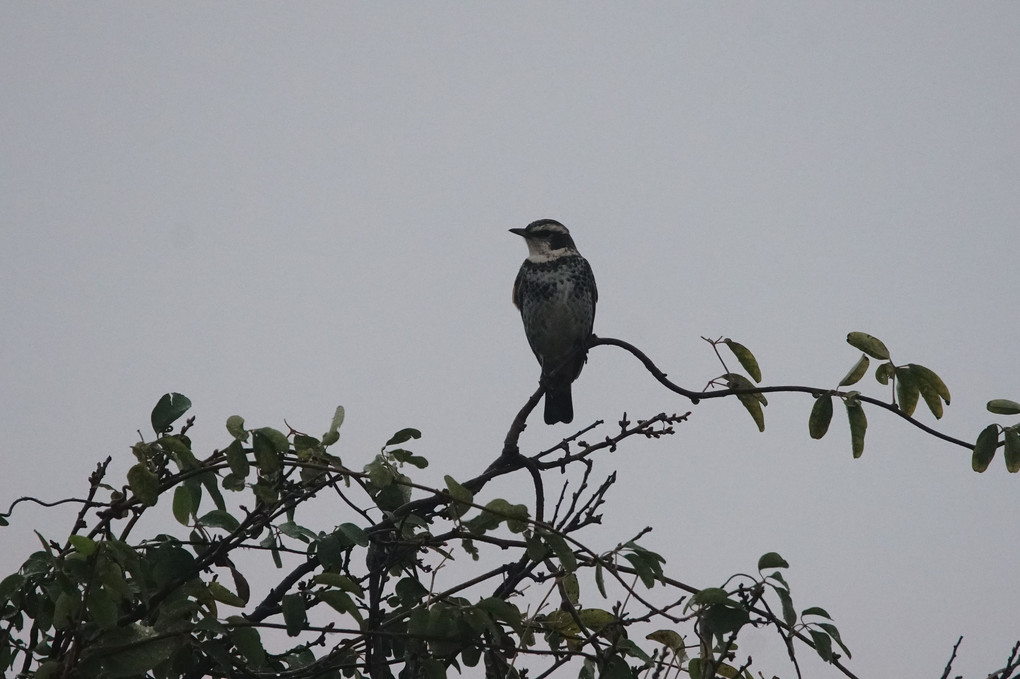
(1, 332, 1018, 679)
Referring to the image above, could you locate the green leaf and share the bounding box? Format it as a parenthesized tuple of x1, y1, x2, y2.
(318, 590, 362, 624)
(987, 399, 1020, 416)
(230, 625, 266, 668)
(337, 523, 370, 547)
(314, 533, 343, 570)
(150, 542, 197, 586)
(172, 486, 194, 525)
(444, 475, 474, 519)
(197, 510, 241, 533)
(724, 339, 761, 383)
(917, 380, 944, 419)
(35, 662, 62, 679)
(364, 455, 392, 488)
(53, 589, 81, 629)
(225, 415, 248, 441)
(99, 561, 132, 602)
(895, 366, 920, 417)
(322, 405, 346, 447)
(199, 470, 226, 511)
(278, 521, 316, 543)
(469, 498, 530, 534)
(577, 608, 615, 633)
(972, 424, 999, 473)
(150, 392, 192, 434)
(845, 399, 868, 459)
(726, 373, 766, 432)
(691, 588, 731, 606)
(81, 623, 182, 676)
(846, 332, 889, 360)
(907, 363, 950, 419)
(229, 566, 250, 605)
(561, 572, 580, 605)
(818, 622, 852, 658)
(599, 655, 633, 679)
(255, 427, 289, 453)
(392, 450, 429, 469)
(394, 577, 428, 606)
(874, 362, 895, 386)
(224, 439, 250, 479)
(126, 463, 159, 507)
(208, 581, 246, 607)
(281, 594, 307, 637)
(385, 428, 421, 447)
(525, 532, 549, 561)
(595, 561, 607, 598)
(776, 586, 796, 627)
(293, 434, 321, 455)
(87, 587, 119, 630)
(542, 531, 577, 573)
(103, 539, 141, 574)
(702, 603, 750, 637)
(712, 662, 751, 679)
(160, 435, 199, 469)
(622, 549, 663, 589)
(809, 628, 834, 662)
(475, 597, 524, 635)
(69, 534, 98, 557)
(808, 394, 833, 439)
(802, 606, 832, 619)
(221, 473, 244, 492)
(461, 644, 482, 669)
(314, 573, 364, 597)
(839, 354, 870, 387)
(909, 364, 950, 406)
(261, 534, 282, 568)
(0, 573, 26, 602)
(1004, 428, 1020, 473)
(646, 629, 686, 655)
(618, 639, 653, 664)
(757, 552, 789, 570)
(251, 430, 282, 475)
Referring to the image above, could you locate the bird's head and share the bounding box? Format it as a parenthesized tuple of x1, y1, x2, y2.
(509, 219, 579, 262)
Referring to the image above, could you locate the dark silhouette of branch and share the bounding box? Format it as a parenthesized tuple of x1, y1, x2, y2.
(988, 641, 1020, 679)
(939, 635, 963, 679)
(1, 494, 100, 520)
(591, 335, 976, 451)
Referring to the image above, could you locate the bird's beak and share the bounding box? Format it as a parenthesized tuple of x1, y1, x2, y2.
(508, 228, 528, 237)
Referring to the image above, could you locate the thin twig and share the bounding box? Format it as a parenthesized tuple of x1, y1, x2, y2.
(939, 635, 963, 679)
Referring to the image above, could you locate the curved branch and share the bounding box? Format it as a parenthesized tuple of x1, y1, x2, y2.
(591, 335, 975, 452)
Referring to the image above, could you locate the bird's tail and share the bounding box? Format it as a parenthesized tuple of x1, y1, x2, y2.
(544, 386, 573, 424)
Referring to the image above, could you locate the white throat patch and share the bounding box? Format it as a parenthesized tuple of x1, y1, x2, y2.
(525, 239, 578, 263)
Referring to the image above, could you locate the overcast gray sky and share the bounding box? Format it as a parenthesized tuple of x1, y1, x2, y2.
(3, 4, 1019, 677)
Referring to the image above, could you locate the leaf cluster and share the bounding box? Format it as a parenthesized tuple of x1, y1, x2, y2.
(0, 394, 837, 679)
(4, 327, 1018, 679)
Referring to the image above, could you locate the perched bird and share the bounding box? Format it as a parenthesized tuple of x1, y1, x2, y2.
(510, 219, 598, 424)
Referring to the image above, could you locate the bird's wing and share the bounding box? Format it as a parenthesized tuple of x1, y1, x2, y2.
(512, 265, 524, 310)
(588, 259, 598, 305)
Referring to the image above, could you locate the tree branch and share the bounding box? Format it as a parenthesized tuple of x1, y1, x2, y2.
(591, 335, 976, 451)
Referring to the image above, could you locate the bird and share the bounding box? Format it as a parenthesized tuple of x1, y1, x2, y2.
(510, 219, 598, 424)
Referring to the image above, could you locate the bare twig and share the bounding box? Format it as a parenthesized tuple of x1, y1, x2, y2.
(939, 635, 963, 679)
